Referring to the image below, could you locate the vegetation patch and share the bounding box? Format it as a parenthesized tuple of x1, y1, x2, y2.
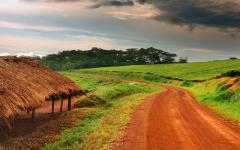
(180, 81, 193, 87)
(220, 70, 240, 77)
(74, 94, 108, 108)
(62, 72, 105, 92)
(79, 59, 240, 80)
(200, 83, 234, 102)
(191, 79, 240, 122)
(42, 47, 177, 70)
(78, 70, 172, 84)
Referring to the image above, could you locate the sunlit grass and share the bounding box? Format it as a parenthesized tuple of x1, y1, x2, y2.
(78, 59, 240, 80)
(190, 79, 240, 123)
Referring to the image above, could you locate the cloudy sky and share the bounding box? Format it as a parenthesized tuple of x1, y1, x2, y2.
(1, 0, 240, 61)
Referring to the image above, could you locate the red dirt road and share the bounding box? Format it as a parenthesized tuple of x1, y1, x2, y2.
(114, 85, 240, 150)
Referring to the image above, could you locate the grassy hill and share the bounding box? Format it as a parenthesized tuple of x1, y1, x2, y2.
(42, 59, 240, 150)
(79, 59, 240, 80)
(71, 59, 240, 129)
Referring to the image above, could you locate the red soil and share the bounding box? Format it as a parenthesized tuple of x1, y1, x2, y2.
(113, 85, 240, 150)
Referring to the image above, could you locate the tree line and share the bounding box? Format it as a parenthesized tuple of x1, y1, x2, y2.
(41, 47, 186, 70)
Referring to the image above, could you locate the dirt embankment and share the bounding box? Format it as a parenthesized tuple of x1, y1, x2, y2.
(113, 85, 240, 150)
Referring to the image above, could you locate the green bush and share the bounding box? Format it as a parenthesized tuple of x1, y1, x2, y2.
(180, 81, 193, 87)
(221, 70, 240, 77)
(74, 95, 107, 108)
(96, 83, 158, 101)
(212, 91, 234, 102)
(201, 83, 234, 103)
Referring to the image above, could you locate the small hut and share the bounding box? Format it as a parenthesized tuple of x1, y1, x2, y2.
(0, 56, 84, 130)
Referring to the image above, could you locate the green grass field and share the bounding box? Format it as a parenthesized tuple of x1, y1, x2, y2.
(71, 59, 240, 128)
(79, 59, 240, 80)
(44, 60, 240, 150)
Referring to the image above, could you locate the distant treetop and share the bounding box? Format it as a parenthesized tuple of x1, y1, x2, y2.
(41, 47, 177, 70)
(229, 57, 238, 60)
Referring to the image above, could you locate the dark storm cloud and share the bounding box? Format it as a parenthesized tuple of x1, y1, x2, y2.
(91, 0, 134, 8)
(96, 0, 240, 31)
(23, 0, 134, 6)
(148, 0, 240, 30)
(22, 0, 81, 2)
(22, 0, 240, 31)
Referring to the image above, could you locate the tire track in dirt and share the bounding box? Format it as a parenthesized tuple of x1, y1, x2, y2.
(113, 85, 240, 150)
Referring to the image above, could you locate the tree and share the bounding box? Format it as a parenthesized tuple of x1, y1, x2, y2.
(41, 47, 178, 70)
(178, 57, 188, 63)
(229, 57, 238, 60)
(62, 61, 74, 71)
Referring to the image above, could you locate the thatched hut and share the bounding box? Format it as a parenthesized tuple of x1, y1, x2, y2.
(0, 56, 83, 126)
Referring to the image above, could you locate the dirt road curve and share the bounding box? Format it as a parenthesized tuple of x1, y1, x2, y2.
(113, 85, 240, 150)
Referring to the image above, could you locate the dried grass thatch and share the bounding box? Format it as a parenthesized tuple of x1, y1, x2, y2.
(0, 56, 83, 120)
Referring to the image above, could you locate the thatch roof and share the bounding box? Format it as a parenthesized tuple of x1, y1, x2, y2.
(0, 56, 82, 120)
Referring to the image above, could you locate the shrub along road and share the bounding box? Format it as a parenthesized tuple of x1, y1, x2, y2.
(113, 85, 240, 150)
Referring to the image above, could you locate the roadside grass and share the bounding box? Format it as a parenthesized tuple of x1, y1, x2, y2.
(78, 59, 240, 80)
(62, 72, 105, 92)
(200, 100, 240, 122)
(42, 71, 161, 150)
(180, 81, 193, 87)
(190, 79, 240, 122)
(75, 70, 173, 84)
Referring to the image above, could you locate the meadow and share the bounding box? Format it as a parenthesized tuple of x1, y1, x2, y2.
(79, 59, 240, 80)
(42, 59, 240, 149)
(72, 59, 240, 128)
